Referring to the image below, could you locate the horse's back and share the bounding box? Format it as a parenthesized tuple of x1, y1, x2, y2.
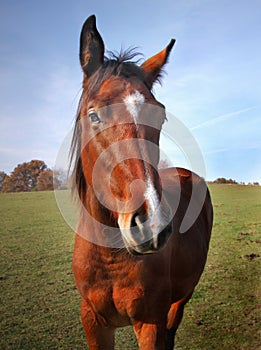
(160, 167, 213, 301)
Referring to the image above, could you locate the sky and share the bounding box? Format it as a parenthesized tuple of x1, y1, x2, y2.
(0, 0, 260, 183)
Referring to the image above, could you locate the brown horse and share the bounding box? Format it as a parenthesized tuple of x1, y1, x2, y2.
(71, 15, 213, 350)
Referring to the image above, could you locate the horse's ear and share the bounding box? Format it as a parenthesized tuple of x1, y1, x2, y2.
(80, 15, 104, 78)
(141, 39, 175, 88)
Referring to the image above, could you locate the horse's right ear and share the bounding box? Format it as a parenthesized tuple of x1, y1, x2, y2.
(80, 15, 104, 78)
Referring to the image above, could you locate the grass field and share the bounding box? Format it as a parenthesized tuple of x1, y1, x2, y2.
(0, 185, 260, 349)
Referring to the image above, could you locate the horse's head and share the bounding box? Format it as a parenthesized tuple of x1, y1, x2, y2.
(73, 15, 175, 255)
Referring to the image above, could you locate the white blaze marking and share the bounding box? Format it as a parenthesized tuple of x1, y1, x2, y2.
(144, 178, 160, 213)
(124, 90, 145, 123)
(144, 178, 161, 249)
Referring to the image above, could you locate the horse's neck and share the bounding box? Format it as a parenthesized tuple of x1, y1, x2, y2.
(84, 185, 116, 225)
(77, 185, 123, 248)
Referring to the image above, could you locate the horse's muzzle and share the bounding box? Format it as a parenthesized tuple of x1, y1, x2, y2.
(127, 222, 173, 255)
(118, 207, 173, 255)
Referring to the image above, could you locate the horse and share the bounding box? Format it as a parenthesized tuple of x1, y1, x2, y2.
(71, 15, 213, 350)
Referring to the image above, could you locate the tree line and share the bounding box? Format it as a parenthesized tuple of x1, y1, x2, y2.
(210, 177, 259, 186)
(0, 160, 67, 192)
(0, 160, 259, 193)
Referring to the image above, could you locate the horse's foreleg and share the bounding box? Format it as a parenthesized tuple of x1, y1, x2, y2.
(80, 299, 115, 350)
(133, 322, 166, 350)
(164, 327, 176, 350)
(164, 294, 192, 349)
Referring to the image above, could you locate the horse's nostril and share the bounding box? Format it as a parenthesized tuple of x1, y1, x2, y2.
(131, 211, 147, 228)
(131, 213, 139, 227)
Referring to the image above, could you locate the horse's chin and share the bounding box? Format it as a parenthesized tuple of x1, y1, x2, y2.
(126, 246, 157, 256)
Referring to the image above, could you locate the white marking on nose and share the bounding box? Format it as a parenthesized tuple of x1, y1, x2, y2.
(144, 178, 161, 249)
(144, 178, 160, 213)
(124, 90, 145, 123)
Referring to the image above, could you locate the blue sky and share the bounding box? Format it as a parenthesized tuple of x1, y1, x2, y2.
(0, 0, 260, 182)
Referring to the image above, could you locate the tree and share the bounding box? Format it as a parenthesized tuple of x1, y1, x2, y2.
(2, 175, 13, 192)
(214, 177, 238, 184)
(37, 169, 54, 191)
(3, 160, 47, 192)
(26, 160, 47, 189)
(0, 171, 7, 191)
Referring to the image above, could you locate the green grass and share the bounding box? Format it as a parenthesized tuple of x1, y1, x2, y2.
(175, 185, 261, 350)
(0, 185, 260, 349)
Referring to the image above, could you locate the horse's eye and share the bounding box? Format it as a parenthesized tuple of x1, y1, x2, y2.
(89, 111, 101, 124)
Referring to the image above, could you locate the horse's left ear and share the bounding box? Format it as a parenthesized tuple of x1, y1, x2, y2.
(141, 39, 175, 88)
(79, 15, 105, 79)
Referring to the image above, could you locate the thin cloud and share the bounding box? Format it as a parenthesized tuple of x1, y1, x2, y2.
(191, 106, 257, 131)
(205, 144, 261, 155)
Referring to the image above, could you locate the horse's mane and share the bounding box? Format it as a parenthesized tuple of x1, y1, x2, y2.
(69, 49, 146, 203)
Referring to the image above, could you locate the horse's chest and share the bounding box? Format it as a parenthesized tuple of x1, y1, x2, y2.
(113, 283, 146, 320)
(88, 283, 145, 327)
(86, 265, 148, 326)
(87, 264, 171, 328)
